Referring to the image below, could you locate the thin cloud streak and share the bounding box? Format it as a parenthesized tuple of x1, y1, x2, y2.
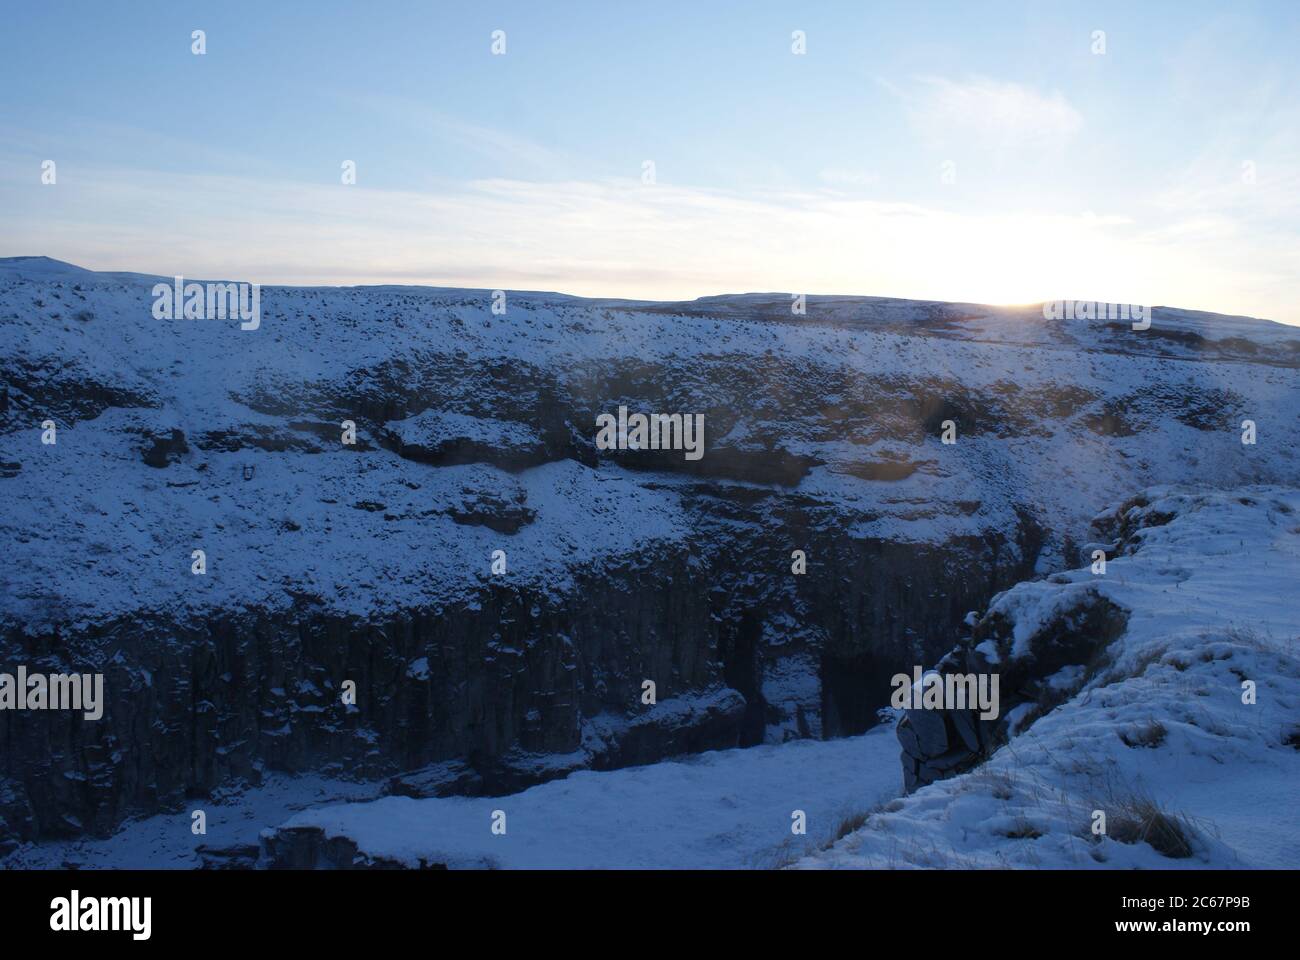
(891, 75, 1084, 153)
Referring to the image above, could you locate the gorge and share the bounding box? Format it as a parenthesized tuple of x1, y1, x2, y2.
(2, 257, 1298, 860)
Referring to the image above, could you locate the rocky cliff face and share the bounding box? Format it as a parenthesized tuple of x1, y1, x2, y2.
(808, 486, 1300, 869)
(2, 258, 1298, 843)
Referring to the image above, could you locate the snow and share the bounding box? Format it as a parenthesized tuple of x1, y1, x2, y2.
(1, 773, 381, 869)
(798, 487, 1300, 869)
(266, 484, 1300, 872)
(3, 259, 1297, 635)
(273, 725, 903, 869)
(384, 408, 541, 451)
(259, 481, 1300, 873)
(2, 259, 1298, 869)
(4, 726, 904, 869)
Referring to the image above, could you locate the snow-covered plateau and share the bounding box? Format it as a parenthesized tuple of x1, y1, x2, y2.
(1, 257, 1296, 867)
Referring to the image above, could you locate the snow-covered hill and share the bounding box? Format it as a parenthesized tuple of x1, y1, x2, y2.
(1, 257, 1297, 846)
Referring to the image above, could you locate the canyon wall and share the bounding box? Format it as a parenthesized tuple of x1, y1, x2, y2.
(2, 260, 1297, 842)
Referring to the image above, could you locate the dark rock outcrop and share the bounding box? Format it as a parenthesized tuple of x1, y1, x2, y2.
(141, 428, 189, 468)
(197, 842, 262, 869)
(897, 588, 1130, 792)
(385, 760, 483, 799)
(262, 826, 452, 869)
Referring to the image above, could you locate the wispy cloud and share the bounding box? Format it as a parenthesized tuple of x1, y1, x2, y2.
(889, 75, 1084, 153)
(818, 168, 880, 188)
(351, 95, 572, 177)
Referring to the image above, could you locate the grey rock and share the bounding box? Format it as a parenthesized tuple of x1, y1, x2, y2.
(896, 715, 921, 758)
(908, 709, 949, 756)
(196, 843, 261, 870)
(385, 760, 484, 799)
(950, 707, 981, 753)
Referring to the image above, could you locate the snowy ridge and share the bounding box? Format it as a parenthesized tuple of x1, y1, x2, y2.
(2, 259, 1298, 631)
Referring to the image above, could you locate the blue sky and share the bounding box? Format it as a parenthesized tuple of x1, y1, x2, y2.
(3, 0, 1299, 321)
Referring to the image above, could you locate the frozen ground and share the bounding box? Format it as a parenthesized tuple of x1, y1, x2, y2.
(4, 727, 904, 869)
(274, 725, 903, 868)
(1, 774, 381, 869)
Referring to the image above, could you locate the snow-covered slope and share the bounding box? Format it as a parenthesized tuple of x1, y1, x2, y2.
(1, 725, 903, 869)
(263, 726, 903, 869)
(800, 487, 1300, 869)
(2, 257, 1297, 844)
(3, 259, 1297, 631)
